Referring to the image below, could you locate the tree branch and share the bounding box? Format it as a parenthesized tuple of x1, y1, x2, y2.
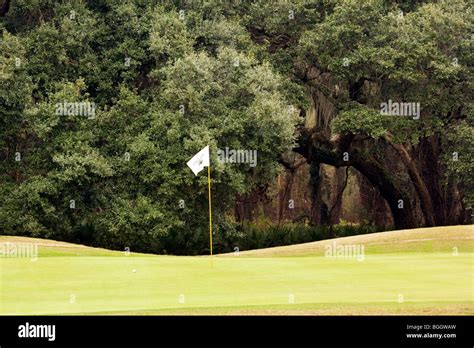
(384, 132, 436, 227)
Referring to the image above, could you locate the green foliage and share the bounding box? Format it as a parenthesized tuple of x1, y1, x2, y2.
(0, 1, 298, 253)
(151, 217, 383, 255)
(212, 219, 383, 255)
(0, 0, 472, 254)
(149, 7, 192, 61)
(299, 0, 473, 210)
(332, 103, 387, 138)
(299, 0, 473, 145)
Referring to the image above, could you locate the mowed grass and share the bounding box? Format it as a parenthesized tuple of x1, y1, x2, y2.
(0, 226, 472, 315)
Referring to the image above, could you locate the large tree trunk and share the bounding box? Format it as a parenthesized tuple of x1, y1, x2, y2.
(385, 135, 436, 227)
(418, 135, 468, 225)
(328, 166, 349, 226)
(357, 171, 393, 226)
(296, 129, 418, 229)
(419, 135, 448, 225)
(309, 161, 324, 225)
(351, 152, 416, 229)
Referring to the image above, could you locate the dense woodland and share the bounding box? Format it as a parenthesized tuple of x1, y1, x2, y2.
(1, 0, 472, 254)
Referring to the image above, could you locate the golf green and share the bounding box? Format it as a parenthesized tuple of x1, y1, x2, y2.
(0, 226, 472, 315)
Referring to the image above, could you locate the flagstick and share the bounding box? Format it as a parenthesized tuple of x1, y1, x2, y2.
(208, 164, 213, 266)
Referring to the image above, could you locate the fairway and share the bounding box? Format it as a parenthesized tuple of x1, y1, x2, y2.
(0, 226, 472, 315)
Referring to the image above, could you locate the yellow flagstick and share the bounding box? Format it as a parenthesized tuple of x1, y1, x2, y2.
(208, 163, 213, 266)
(186, 145, 213, 265)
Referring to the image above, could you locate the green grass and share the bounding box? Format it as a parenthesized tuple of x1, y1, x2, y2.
(0, 225, 472, 315)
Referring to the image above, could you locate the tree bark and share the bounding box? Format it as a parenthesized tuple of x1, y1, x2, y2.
(309, 161, 323, 225)
(385, 134, 436, 227)
(350, 151, 416, 229)
(295, 129, 417, 229)
(328, 166, 350, 230)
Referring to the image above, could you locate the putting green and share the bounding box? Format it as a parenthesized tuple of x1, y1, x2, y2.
(0, 226, 472, 315)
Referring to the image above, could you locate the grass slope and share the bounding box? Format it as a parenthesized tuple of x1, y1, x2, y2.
(0, 226, 472, 315)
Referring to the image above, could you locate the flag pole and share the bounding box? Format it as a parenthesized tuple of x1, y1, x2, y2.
(208, 162, 213, 265)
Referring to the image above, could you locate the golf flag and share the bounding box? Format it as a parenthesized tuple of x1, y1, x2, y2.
(186, 145, 210, 176)
(187, 145, 213, 263)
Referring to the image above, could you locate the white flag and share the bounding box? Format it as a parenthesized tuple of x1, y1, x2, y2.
(186, 145, 210, 176)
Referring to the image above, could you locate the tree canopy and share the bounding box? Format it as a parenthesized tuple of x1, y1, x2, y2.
(1, 0, 472, 253)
